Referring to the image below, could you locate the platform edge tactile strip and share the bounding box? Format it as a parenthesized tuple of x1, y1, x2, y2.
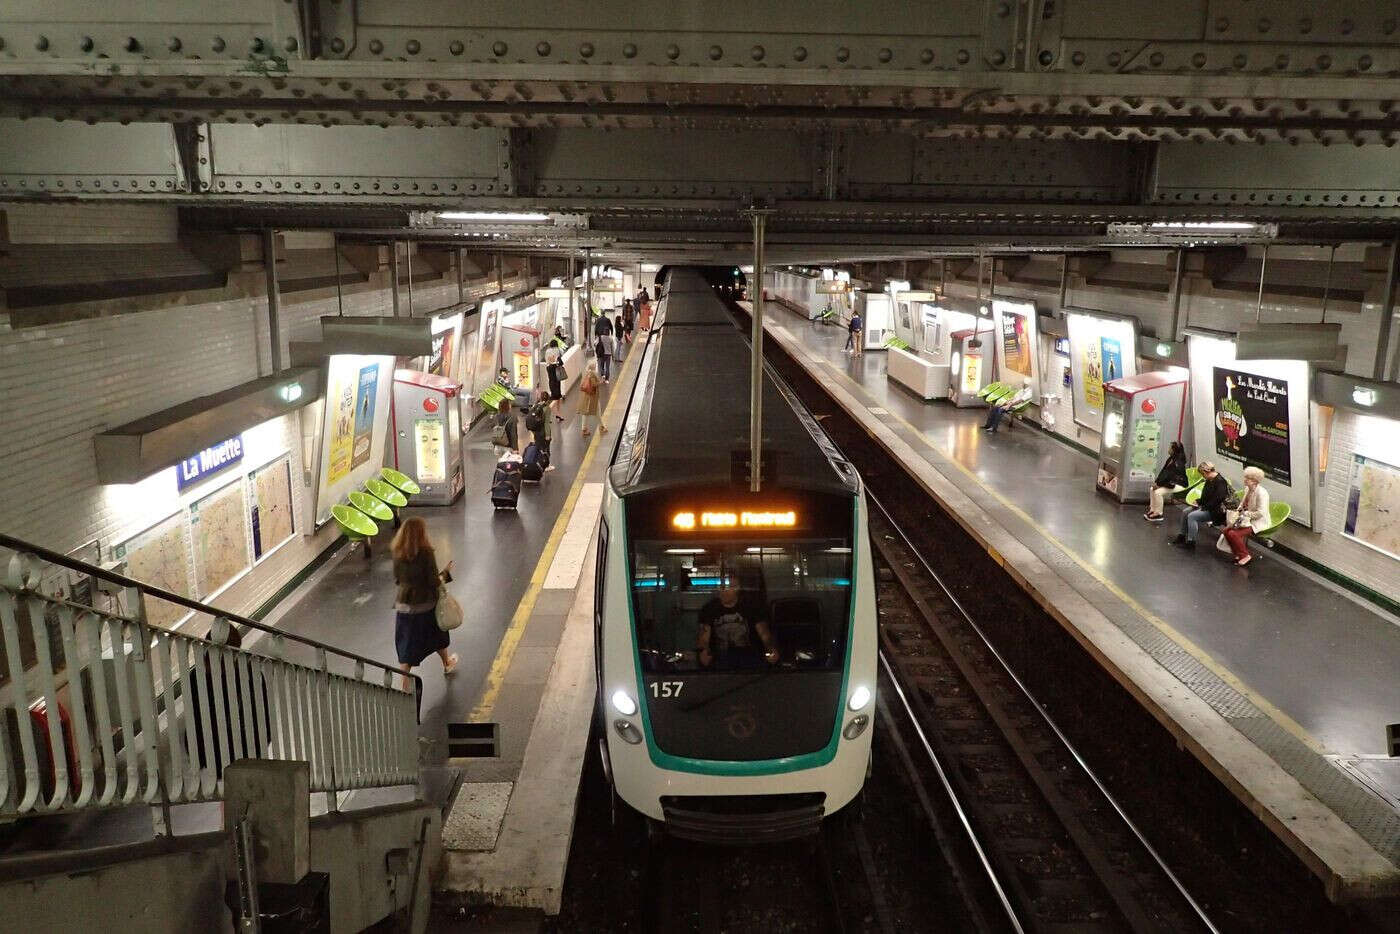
(759, 310, 1400, 898)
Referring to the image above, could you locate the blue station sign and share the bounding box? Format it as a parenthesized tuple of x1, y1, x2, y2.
(177, 436, 244, 491)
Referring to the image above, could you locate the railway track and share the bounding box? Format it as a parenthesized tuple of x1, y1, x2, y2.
(867, 492, 1217, 934)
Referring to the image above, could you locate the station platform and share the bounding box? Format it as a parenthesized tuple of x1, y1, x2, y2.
(745, 300, 1400, 902)
(262, 338, 645, 912)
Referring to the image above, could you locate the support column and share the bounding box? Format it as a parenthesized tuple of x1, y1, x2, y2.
(747, 210, 771, 493)
(406, 241, 415, 317)
(584, 247, 594, 323)
(263, 229, 283, 375)
(568, 253, 578, 341)
(1167, 248, 1185, 340)
(390, 241, 401, 317)
(1376, 235, 1399, 381)
(456, 248, 465, 304)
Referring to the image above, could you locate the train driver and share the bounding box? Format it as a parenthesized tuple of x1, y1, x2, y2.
(697, 582, 780, 669)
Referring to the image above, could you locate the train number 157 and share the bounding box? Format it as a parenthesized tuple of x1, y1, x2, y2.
(649, 681, 684, 699)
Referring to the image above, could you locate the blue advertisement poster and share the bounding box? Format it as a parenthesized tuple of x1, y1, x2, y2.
(351, 363, 379, 469)
(1100, 337, 1123, 384)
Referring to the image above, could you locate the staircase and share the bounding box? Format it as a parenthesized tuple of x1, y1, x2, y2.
(0, 533, 450, 933)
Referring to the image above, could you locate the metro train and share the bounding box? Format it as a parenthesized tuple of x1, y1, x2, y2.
(594, 267, 877, 842)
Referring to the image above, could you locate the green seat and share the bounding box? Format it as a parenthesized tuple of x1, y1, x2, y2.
(1256, 501, 1291, 540)
(380, 467, 420, 496)
(977, 382, 1004, 399)
(1174, 467, 1204, 495)
(349, 491, 393, 522)
(331, 504, 377, 539)
(1184, 478, 1237, 508)
(985, 385, 1015, 404)
(365, 477, 408, 508)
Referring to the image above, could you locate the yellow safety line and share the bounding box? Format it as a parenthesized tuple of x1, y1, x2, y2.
(469, 346, 643, 721)
(777, 322, 1328, 756)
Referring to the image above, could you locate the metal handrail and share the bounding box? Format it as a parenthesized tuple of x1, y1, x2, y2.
(0, 532, 415, 686)
(0, 534, 422, 819)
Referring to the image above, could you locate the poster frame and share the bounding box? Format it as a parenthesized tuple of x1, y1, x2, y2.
(1066, 311, 1138, 434)
(991, 298, 1039, 390)
(1342, 453, 1400, 562)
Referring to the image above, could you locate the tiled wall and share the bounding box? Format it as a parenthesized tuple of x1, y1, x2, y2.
(0, 204, 532, 632)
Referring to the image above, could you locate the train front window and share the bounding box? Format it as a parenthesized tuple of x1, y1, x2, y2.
(630, 540, 852, 673)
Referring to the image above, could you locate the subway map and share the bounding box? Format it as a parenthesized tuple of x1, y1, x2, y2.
(252, 457, 294, 557)
(1346, 455, 1400, 560)
(118, 513, 192, 629)
(191, 480, 251, 598)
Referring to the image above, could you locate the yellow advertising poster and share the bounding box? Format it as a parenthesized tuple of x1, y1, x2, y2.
(1079, 337, 1104, 410)
(325, 369, 357, 485)
(962, 354, 982, 393)
(513, 349, 534, 388)
(999, 307, 1033, 378)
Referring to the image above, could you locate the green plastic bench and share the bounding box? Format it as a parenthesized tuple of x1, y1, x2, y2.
(977, 382, 1004, 400)
(1173, 466, 1205, 498)
(380, 467, 421, 496)
(349, 490, 393, 522)
(985, 385, 1015, 405)
(1254, 501, 1292, 547)
(1183, 477, 1237, 507)
(366, 477, 408, 509)
(331, 503, 379, 558)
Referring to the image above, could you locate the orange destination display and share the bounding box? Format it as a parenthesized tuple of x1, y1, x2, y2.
(671, 510, 797, 530)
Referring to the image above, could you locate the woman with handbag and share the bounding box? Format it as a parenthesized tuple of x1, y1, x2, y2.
(1221, 466, 1271, 567)
(391, 517, 459, 689)
(578, 360, 608, 437)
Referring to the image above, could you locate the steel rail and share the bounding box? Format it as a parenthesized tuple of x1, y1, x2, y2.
(864, 491, 1220, 934)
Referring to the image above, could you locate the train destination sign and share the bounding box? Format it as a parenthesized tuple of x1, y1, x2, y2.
(672, 510, 797, 530)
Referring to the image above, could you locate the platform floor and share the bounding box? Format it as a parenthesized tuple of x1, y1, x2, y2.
(265, 340, 638, 762)
(753, 299, 1400, 895)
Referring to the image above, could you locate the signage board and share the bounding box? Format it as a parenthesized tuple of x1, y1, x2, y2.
(177, 436, 244, 491)
(1212, 366, 1291, 484)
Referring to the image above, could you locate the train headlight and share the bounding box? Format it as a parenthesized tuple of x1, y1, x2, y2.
(611, 689, 638, 717)
(842, 715, 870, 740)
(613, 719, 644, 745)
(848, 684, 872, 712)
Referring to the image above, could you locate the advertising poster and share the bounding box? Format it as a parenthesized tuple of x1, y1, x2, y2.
(961, 354, 982, 393)
(513, 349, 534, 388)
(1213, 367, 1291, 484)
(325, 368, 357, 485)
(414, 418, 446, 483)
(999, 307, 1033, 379)
(1344, 455, 1400, 559)
(351, 364, 378, 470)
(1100, 337, 1123, 384)
(1079, 338, 1104, 409)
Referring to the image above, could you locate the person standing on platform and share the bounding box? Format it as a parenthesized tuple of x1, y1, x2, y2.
(1170, 461, 1229, 550)
(1222, 466, 1270, 567)
(595, 322, 615, 381)
(493, 398, 519, 454)
(528, 388, 555, 469)
(543, 341, 565, 422)
(578, 360, 608, 438)
(621, 300, 635, 346)
(391, 518, 458, 691)
(1144, 441, 1189, 522)
(845, 309, 864, 355)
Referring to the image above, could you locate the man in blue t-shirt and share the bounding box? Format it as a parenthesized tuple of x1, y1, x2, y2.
(845, 311, 863, 356)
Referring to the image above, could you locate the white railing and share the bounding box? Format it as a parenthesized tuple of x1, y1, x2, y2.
(0, 534, 420, 819)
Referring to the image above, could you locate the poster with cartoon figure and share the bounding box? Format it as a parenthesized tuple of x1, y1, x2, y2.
(1213, 367, 1291, 484)
(351, 363, 378, 469)
(325, 369, 357, 484)
(1080, 338, 1104, 410)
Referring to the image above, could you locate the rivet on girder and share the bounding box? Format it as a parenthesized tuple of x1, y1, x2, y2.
(80, 36, 93, 52)
(125, 36, 140, 52)
(449, 40, 464, 55)
(666, 44, 679, 60)
(406, 39, 420, 55)
(369, 38, 383, 54)
(330, 37, 346, 53)
(492, 41, 508, 56)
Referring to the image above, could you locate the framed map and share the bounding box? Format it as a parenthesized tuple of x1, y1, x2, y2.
(190, 479, 251, 598)
(1344, 455, 1400, 561)
(250, 455, 295, 559)
(114, 513, 193, 629)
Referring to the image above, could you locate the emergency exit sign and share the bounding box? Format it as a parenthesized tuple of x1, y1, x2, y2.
(177, 436, 244, 491)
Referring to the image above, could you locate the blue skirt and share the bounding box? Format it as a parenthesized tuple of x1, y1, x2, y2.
(395, 608, 450, 667)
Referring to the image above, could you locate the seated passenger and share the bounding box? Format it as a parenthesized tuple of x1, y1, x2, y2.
(1222, 466, 1270, 567)
(697, 584, 780, 669)
(1170, 461, 1228, 550)
(982, 381, 1033, 433)
(1143, 441, 1188, 522)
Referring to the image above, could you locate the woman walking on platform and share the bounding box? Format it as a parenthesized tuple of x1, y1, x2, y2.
(391, 518, 458, 690)
(579, 360, 608, 437)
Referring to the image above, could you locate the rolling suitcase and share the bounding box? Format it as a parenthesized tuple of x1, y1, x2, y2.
(491, 455, 523, 508)
(521, 442, 545, 483)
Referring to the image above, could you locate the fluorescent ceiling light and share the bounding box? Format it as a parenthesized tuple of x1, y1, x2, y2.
(435, 211, 551, 223)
